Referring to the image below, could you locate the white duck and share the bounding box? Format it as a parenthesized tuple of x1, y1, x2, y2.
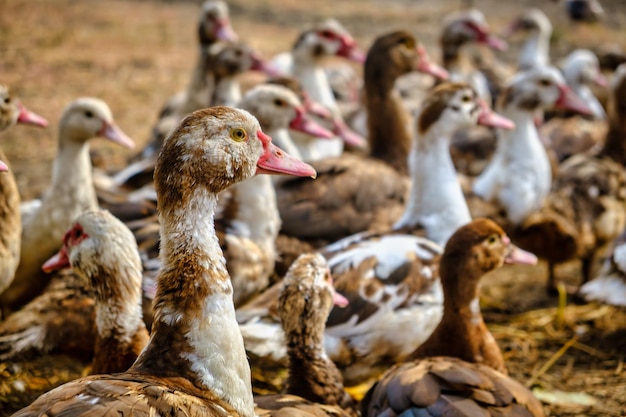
(471, 65, 593, 226)
(0, 98, 134, 314)
(10, 106, 315, 417)
(281, 18, 367, 161)
(504, 8, 553, 71)
(238, 83, 514, 385)
(0, 86, 48, 297)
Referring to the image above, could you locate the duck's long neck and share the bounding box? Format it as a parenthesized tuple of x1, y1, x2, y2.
(285, 324, 349, 410)
(442, 42, 473, 82)
(394, 127, 471, 246)
(413, 261, 506, 373)
(230, 174, 280, 258)
(518, 32, 550, 70)
(212, 75, 241, 107)
(131, 187, 254, 417)
(183, 49, 215, 113)
(92, 268, 147, 374)
(293, 59, 337, 113)
(365, 82, 412, 174)
(51, 134, 97, 211)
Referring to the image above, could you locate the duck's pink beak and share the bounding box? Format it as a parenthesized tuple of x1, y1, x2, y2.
(0, 160, 8, 172)
(555, 84, 594, 116)
(256, 130, 317, 178)
(333, 290, 349, 307)
(290, 107, 334, 138)
(250, 51, 284, 78)
(99, 121, 135, 149)
(215, 18, 239, 42)
(333, 118, 367, 148)
(17, 103, 48, 128)
(503, 237, 538, 265)
(302, 93, 332, 120)
(477, 101, 515, 129)
(469, 22, 508, 51)
(42, 246, 71, 272)
(416, 45, 449, 80)
(592, 71, 608, 88)
(337, 36, 366, 64)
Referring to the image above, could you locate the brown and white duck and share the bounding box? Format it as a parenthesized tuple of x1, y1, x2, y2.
(579, 227, 626, 306)
(360, 218, 544, 417)
(276, 31, 448, 243)
(239, 83, 513, 386)
(0, 209, 148, 374)
(10, 106, 315, 417)
(0, 86, 48, 297)
(279, 18, 367, 160)
(470, 65, 593, 227)
(540, 49, 609, 162)
(503, 8, 553, 71)
(0, 97, 134, 314)
(254, 253, 357, 417)
(517, 63, 626, 293)
(440, 8, 507, 104)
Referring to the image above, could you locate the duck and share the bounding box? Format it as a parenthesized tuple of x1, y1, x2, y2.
(280, 18, 367, 161)
(135, 84, 331, 308)
(254, 253, 357, 417)
(503, 8, 553, 71)
(10, 106, 315, 417)
(470, 65, 593, 228)
(540, 49, 608, 162)
(360, 219, 544, 417)
(0, 97, 135, 315)
(439, 8, 507, 104)
(275, 31, 448, 243)
(0, 209, 148, 373)
(239, 83, 514, 386)
(198, 0, 238, 45)
(0, 86, 48, 297)
(516, 63, 626, 294)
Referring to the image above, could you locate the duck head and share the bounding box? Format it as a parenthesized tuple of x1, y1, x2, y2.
(442, 9, 507, 52)
(294, 18, 365, 64)
(198, 0, 238, 44)
(0, 85, 48, 131)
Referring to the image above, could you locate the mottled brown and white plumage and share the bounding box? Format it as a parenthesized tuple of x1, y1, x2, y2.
(0, 209, 148, 375)
(0, 86, 48, 298)
(276, 31, 448, 243)
(254, 253, 356, 417)
(517, 63, 626, 293)
(0, 98, 134, 315)
(361, 219, 544, 417)
(10, 106, 314, 417)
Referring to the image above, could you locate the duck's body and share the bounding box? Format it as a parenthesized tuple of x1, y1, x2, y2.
(0, 86, 48, 298)
(517, 64, 626, 293)
(254, 253, 356, 417)
(0, 98, 134, 314)
(361, 219, 544, 417)
(276, 31, 448, 243)
(471, 65, 593, 227)
(11, 107, 315, 417)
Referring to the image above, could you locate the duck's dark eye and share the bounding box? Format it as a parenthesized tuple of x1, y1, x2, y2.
(274, 99, 285, 107)
(401, 37, 415, 49)
(538, 78, 551, 87)
(230, 127, 248, 142)
(462, 95, 472, 103)
(487, 234, 498, 245)
(4, 97, 10, 104)
(85, 110, 93, 118)
(319, 30, 334, 39)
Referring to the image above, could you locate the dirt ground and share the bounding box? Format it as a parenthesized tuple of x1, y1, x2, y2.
(1, 0, 626, 416)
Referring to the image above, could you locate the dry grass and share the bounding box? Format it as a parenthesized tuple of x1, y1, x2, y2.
(1, 0, 626, 416)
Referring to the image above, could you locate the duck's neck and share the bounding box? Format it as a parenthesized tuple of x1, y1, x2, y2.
(442, 42, 473, 82)
(92, 267, 147, 374)
(394, 126, 471, 245)
(518, 31, 550, 70)
(412, 263, 506, 373)
(212, 75, 241, 107)
(51, 135, 98, 211)
(365, 84, 412, 174)
(494, 107, 545, 157)
(285, 326, 349, 409)
(229, 174, 280, 258)
(131, 187, 254, 417)
(183, 49, 215, 113)
(292, 58, 338, 113)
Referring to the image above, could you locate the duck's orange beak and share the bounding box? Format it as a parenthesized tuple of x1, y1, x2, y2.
(256, 130, 317, 178)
